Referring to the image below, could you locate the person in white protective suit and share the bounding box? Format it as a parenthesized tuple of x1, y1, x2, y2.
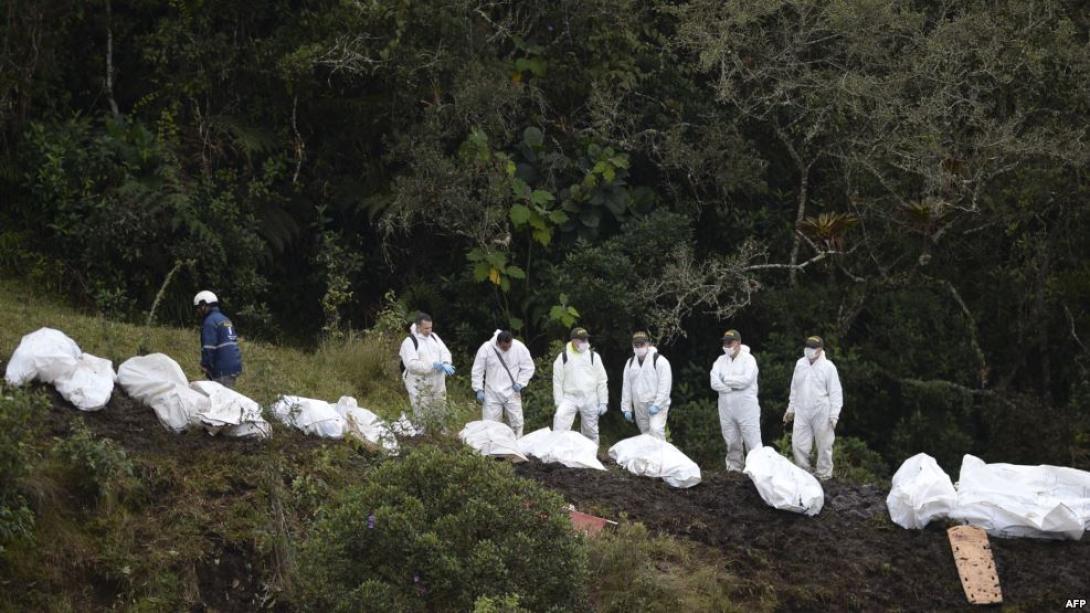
(710, 329, 762, 471)
(471, 329, 535, 437)
(399, 312, 455, 424)
(783, 335, 843, 481)
(620, 331, 673, 440)
(552, 327, 609, 445)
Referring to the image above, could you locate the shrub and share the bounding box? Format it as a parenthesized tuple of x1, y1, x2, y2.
(51, 421, 135, 509)
(0, 385, 45, 553)
(293, 446, 588, 612)
(832, 436, 890, 485)
(588, 522, 739, 612)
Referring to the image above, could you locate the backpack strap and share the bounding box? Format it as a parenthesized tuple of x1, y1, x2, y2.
(630, 353, 661, 370)
(562, 345, 595, 365)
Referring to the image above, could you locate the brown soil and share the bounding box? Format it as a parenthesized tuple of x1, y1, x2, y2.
(514, 460, 1090, 612)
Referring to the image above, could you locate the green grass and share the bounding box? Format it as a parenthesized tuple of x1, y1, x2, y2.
(0, 277, 465, 418)
(0, 278, 740, 611)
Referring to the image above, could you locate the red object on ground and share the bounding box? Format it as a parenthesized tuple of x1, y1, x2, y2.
(568, 508, 614, 536)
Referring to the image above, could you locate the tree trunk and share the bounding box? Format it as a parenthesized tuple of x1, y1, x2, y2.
(105, 0, 120, 118)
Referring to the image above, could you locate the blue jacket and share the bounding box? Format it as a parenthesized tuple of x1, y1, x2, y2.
(201, 307, 242, 378)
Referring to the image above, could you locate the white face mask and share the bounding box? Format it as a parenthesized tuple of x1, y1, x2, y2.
(634, 346, 649, 358)
(804, 347, 818, 360)
(723, 345, 733, 356)
(574, 340, 589, 352)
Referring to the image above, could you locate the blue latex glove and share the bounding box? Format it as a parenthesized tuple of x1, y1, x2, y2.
(432, 361, 444, 372)
(623, 410, 633, 423)
(512, 383, 523, 393)
(441, 363, 456, 376)
(649, 404, 662, 416)
(475, 390, 485, 403)
(597, 403, 608, 416)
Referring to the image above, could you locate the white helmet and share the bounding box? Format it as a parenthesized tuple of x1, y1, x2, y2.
(193, 290, 219, 306)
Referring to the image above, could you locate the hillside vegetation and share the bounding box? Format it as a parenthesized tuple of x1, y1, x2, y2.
(0, 283, 744, 611)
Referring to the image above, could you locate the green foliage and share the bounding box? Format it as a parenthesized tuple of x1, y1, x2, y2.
(467, 247, 525, 292)
(1, 0, 1090, 479)
(546, 293, 580, 330)
(832, 436, 890, 485)
(315, 206, 364, 339)
(51, 421, 136, 508)
(293, 446, 588, 612)
(0, 386, 45, 553)
(588, 522, 740, 612)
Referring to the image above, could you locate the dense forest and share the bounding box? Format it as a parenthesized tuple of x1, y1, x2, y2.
(2, 0, 1089, 473)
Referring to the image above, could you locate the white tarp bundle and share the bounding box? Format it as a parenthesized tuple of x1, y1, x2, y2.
(886, 454, 1090, 539)
(744, 447, 824, 516)
(948, 455, 1090, 540)
(608, 434, 702, 488)
(886, 453, 957, 529)
(5, 327, 116, 411)
(190, 381, 272, 439)
(516, 428, 605, 470)
(335, 396, 398, 454)
(118, 353, 209, 432)
(391, 412, 422, 438)
(270, 395, 346, 438)
(459, 420, 527, 462)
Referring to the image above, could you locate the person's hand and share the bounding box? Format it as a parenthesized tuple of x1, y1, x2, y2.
(829, 416, 838, 429)
(475, 390, 485, 403)
(783, 410, 794, 425)
(649, 404, 662, 416)
(432, 361, 444, 372)
(441, 363, 456, 376)
(623, 410, 634, 423)
(512, 383, 524, 394)
(598, 403, 608, 416)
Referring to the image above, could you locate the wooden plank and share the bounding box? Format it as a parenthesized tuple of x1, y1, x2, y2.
(947, 525, 1003, 605)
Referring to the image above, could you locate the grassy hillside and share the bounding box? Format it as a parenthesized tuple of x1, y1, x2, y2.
(0, 278, 419, 413)
(0, 280, 741, 611)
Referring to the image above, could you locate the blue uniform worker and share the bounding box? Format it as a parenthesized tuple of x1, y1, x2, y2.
(193, 290, 243, 387)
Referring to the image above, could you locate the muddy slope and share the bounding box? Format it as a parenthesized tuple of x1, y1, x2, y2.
(515, 461, 1090, 612)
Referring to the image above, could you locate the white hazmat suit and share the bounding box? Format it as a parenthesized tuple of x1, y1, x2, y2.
(620, 348, 672, 440)
(552, 342, 609, 444)
(471, 330, 535, 437)
(399, 324, 452, 422)
(786, 353, 843, 480)
(710, 344, 761, 471)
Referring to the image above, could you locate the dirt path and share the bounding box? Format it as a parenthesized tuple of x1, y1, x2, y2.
(514, 461, 1090, 612)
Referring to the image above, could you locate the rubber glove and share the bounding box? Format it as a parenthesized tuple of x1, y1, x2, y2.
(829, 415, 838, 429)
(597, 403, 608, 416)
(441, 363, 456, 376)
(783, 409, 794, 425)
(512, 383, 523, 393)
(648, 404, 661, 416)
(623, 410, 634, 423)
(432, 361, 444, 372)
(475, 390, 485, 403)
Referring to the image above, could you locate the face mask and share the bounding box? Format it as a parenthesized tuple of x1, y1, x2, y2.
(723, 345, 733, 355)
(804, 347, 818, 360)
(574, 341, 589, 352)
(634, 347, 649, 358)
